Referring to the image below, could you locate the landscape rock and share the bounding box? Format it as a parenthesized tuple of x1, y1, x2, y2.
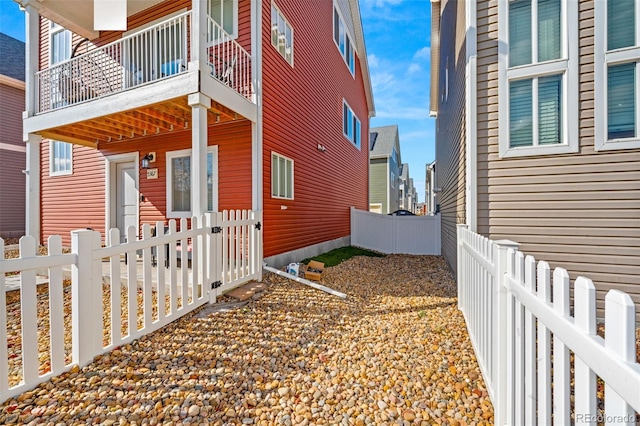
(0, 255, 494, 425)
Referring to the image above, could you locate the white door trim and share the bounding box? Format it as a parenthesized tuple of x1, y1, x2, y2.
(105, 153, 139, 245)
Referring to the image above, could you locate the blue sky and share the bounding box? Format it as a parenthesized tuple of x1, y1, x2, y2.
(0, 0, 433, 202)
(360, 0, 433, 202)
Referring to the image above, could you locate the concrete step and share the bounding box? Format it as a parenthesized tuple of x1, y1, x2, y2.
(224, 281, 266, 301)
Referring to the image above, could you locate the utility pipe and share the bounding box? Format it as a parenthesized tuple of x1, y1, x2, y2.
(263, 264, 347, 299)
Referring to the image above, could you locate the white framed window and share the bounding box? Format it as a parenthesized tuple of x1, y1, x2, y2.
(498, 0, 578, 158)
(50, 22, 71, 108)
(594, 0, 640, 151)
(333, 6, 355, 75)
(50, 140, 72, 176)
(343, 100, 361, 149)
(208, 0, 238, 39)
(390, 171, 395, 189)
(271, 152, 293, 200)
(271, 3, 293, 66)
(166, 147, 218, 218)
(50, 22, 71, 66)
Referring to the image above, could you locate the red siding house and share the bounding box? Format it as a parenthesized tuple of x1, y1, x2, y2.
(17, 0, 375, 266)
(0, 33, 26, 239)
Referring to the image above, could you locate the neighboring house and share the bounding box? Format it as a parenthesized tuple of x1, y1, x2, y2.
(425, 160, 436, 215)
(369, 125, 401, 214)
(398, 162, 416, 213)
(430, 0, 640, 311)
(18, 0, 374, 267)
(0, 33, 26, 239)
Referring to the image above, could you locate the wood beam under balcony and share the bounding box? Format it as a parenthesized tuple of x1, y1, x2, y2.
(35, 96, 248, 146)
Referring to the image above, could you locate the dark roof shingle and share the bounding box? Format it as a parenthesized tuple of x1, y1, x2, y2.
(0, 33, 25, 82)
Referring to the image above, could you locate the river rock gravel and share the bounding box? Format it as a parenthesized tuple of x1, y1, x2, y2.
(0, 254, 494, 425)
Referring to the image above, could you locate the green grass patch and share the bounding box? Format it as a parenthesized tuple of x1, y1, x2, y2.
(302, 246, 384, 267)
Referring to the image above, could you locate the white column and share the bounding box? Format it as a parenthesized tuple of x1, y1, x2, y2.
(23, 1, 39, 120)
(190, 0, 207, 70)
(188, 93, 211, 217)
(251, 0, 263, 211)
(23, 3, 42, 242)
(25, 134, 41, 242)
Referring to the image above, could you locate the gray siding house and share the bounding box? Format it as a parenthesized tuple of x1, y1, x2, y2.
(0, 33, 26, 239)
(369, 125, 402, 214)
(430, 0, 640, 314)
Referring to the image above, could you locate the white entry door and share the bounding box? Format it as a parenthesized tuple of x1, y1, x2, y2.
(116, 162, 138, 243)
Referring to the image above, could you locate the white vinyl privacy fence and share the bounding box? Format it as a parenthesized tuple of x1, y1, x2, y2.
(350, 207, 441, 255)
(0, 210, 261, 403)
(457, 224, 640, 426)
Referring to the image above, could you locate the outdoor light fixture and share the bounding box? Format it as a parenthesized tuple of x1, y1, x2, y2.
(141, 153, 155, 169)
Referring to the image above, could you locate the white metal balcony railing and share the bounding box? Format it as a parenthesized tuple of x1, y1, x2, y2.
(206, 17, 252, 100)
(34, 11, 253, 114)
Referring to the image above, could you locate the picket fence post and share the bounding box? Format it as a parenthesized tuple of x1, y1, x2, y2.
(71, 229, 102, 368)
(456, 224, 468, 310)
(492, 239, 519, 426)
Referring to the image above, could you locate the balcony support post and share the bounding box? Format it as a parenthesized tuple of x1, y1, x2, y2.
(23, 1, 40, 119)
(190, 0, 208, 71)
(188, 93, 211, 217)
(24, 133, 41, 243)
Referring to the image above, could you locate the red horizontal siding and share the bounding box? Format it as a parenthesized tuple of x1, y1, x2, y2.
(0, 86, 26, 236)
(261, 0, 369, 257)
(41, 120, 252, 245)
(41, 143, 106, 244)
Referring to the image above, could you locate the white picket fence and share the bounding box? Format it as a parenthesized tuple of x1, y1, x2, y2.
(350, 207, 441, 255)
(0, 210, 261, 403)
(457, 224, 640, 426)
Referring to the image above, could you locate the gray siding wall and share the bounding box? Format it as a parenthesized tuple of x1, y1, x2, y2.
(476, 0, 640, 316)
(369, 159, 388, 213)
(0, 84, 26, 238)
(388, 153, 401, 213)
(435, 0, 467, 276)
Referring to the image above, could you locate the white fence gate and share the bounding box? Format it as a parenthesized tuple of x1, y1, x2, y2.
(350, 207, 441, 255)
(0, 210, 261, 403)
(457, 224, 640, 425)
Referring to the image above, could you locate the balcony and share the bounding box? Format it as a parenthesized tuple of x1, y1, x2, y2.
(28, 11, 254, 146)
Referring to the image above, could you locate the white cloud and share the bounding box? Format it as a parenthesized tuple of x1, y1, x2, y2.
(413, 46, 431, 60)
(361, 0, 404, 8)
(370, 71, 397, 92)
(368, 54, 380, 69)
(407, 63, 421, 74)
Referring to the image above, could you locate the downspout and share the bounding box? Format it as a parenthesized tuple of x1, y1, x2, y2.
(465, 0, 478, 232)
(251, 0, 263, 280)
(251, 0, 263, 212)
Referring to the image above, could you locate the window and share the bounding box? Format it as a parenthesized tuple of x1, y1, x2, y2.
(166, 147, 218, 218)
(271, 3, 293, 65)
(594, 0, 640, 150)
(498, 0, 578, 157)
(333, 6, 355, 75)
(50, 22, 71, 65)
(390, 171, 395, 189)
(50, 140, 72, 176)
(343, 100, 361, 149)
(50, 22, 71, 107)
(208, 0, 237, 38)
(271, 152, 293, 200)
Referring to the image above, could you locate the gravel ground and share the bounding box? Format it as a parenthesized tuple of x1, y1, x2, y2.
(0, 255, 493, 425)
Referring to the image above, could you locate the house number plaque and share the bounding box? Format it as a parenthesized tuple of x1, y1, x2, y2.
(146, 168, 159, 179)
